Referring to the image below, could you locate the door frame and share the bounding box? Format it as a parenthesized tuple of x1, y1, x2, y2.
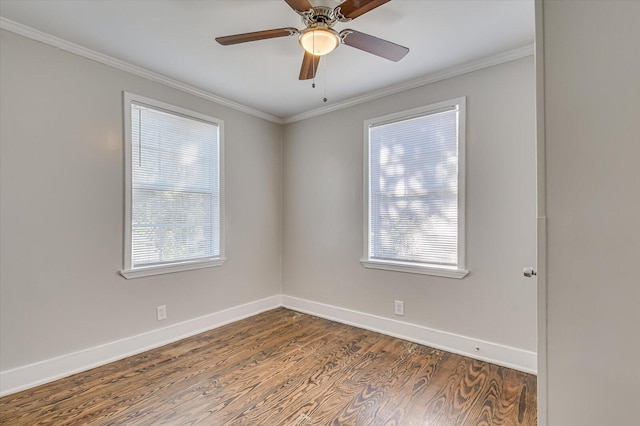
(534, 1, 548, 425)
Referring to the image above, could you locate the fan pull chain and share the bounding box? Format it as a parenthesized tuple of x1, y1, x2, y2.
(323, 54, 328, 102)
(311, 58, 315, 88)
(312, 33, 316, 88)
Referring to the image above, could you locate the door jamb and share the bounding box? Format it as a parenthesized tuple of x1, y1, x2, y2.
(534, 1, 548, 425)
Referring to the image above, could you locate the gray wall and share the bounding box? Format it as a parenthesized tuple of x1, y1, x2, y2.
(0, 30, 283, 370)
(1, 27, 538, 380)
(283, 57, 537, 352)
(543, 1, 640, 424)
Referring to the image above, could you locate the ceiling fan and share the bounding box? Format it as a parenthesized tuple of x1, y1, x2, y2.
(215, 0, 409, 80)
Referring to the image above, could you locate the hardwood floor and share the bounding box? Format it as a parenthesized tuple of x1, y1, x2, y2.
(0, 308, 536, 425)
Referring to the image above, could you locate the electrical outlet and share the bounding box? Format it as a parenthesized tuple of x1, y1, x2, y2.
(156, 305, 167, 321)
(394, 300, 404, 316)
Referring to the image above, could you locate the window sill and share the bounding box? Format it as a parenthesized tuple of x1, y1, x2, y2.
(120, 257, 227, 279)
(360, 259, 469, 279)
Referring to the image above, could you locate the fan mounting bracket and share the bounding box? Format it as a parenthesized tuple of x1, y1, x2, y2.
(333, 7, 352, 23)
(338, 29, 353, 43)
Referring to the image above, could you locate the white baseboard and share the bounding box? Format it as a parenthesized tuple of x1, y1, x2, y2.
(1, 293, 536, 397)
(0, 295, 282, 397)
(281, 295, 537, 374)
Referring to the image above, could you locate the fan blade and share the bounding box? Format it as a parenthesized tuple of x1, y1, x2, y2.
(284, 0, 313, 13)
(338, 0, 390, 19)
(299, 51, 320, 80)
(340, 29, 409, 61)
(216, 28, 298, 45)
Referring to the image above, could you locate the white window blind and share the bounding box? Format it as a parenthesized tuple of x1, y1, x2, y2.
(365, 99, 466, 275)
(127, 99, 221, 272)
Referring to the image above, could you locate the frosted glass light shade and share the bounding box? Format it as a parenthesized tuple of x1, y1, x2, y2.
(299, 27, 339, 56)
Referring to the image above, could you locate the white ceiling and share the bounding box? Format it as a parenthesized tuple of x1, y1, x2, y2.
(0, 0, 534, 121)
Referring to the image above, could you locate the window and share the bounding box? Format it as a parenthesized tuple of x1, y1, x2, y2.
(361, 97, 468, 278)
(121, 93, 225, 279)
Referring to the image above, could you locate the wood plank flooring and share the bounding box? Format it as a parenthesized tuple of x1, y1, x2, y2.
(0, 308, 536, 425)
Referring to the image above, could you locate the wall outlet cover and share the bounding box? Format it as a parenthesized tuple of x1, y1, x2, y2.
(156, 305, 167, 321)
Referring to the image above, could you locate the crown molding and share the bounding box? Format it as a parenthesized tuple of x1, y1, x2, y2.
(2, 17, 533, 126)
(282, 44, 535, 124)
(0, 17, 285, 125)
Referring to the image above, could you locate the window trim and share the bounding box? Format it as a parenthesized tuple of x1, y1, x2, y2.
(120, 92, 226, 279)
(361, 97, 468, 279)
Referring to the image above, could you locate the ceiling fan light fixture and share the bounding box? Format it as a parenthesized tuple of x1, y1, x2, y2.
(299, 26, 340, 56)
